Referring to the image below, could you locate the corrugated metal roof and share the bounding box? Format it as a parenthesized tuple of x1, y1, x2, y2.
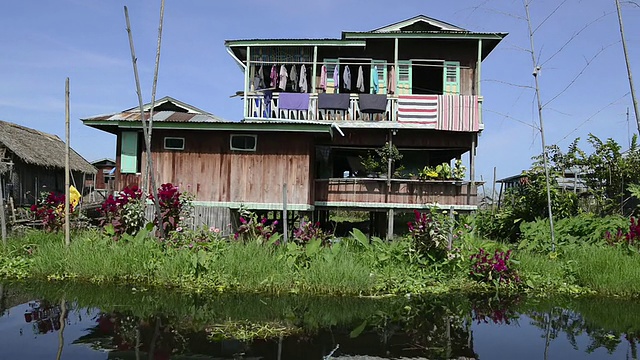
(83, 111, 227, 123)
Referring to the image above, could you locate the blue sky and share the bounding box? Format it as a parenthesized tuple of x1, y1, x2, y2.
(1, 0, 638, 190)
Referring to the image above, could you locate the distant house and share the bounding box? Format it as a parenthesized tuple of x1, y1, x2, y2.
(0, 120, 96, 206)
(88, 158, 116, 191)
(83, 15, 506, 236)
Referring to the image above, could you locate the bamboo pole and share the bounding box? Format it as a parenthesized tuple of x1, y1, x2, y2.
(0, 174, 6, 246)
(144, 0, 166, 190)
(524, 0, 556, 252)
(64, 78, 71, 247)
(283, 183, 288, 244)
(124, 6, 164, 238)
(615, 0, 640, 136)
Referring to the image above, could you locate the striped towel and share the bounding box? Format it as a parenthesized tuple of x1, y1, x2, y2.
(397, 95, 438, 125)
(437, 95, 479, 132)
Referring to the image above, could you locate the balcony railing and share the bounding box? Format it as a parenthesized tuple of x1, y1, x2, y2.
(314, 178, 478, 208)
(246, 93, 481, 131)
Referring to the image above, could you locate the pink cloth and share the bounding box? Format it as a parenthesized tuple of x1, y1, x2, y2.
(320, 65, 327, 91)
(270, 65, 277, 88)
(388, 65, 396, 94)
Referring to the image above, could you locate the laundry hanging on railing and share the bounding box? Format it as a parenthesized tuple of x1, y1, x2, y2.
(437, 95, 479, 131)
(359, 94, 387, 113)
(290, 65, 298, 92)
(278, 65, 288, 91)
(343, 65, 351, 91)
(299, 65, 308, 93)
(397, 95, 438, 125)
(279, 93, 310, 110)
(320, 65, 328, 91)
(270, 65, 277, 88)
(332, 65, 340, 91)
(318, 93, 350, 110)
(356, 66, 365, 92)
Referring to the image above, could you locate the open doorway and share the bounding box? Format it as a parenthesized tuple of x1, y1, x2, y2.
(412, 61, 443, 95)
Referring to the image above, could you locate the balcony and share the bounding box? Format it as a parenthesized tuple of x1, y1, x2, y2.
(314, 178, 478, 210)
(246, 93, 481, 131)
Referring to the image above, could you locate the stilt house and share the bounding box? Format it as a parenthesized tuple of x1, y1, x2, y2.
(82, 16, 506, 236)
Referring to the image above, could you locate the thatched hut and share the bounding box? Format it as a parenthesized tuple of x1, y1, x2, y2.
(0, 120, 96, 206)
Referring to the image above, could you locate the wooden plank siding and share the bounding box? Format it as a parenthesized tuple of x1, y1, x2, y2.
(315, 179, 477, 207)
(132, 130, 316, 206)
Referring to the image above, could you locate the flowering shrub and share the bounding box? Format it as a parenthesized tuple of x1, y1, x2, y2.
(234, 210, 278, 244)
(149, 183, 189, 236)
(470, 248, 520, 285)
(101, 185, 145, 240)
(407, 209, 450, 261)
(166, 225, 225, 250)
(30, 192, 68, 232)
(293, 220, 332, 245)
(606, 217, 640, 248)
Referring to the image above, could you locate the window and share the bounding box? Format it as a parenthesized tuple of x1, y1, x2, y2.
(164, 137, 185, 150)
(230, 134, 257, 151)
(120, 131, 139, 173)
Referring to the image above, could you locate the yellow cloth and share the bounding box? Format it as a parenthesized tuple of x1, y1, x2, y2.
(69, 185, 81, 210)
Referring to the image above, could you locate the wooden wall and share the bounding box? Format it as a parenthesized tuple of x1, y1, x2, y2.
(116, 130, 315, 206)
(319, 129, 473, 149)
(315, 179, 477, 207)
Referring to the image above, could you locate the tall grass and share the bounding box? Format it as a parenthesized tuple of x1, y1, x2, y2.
(568, 245, 640, 296)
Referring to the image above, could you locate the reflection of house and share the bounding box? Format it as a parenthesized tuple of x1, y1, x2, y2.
(0, 120, 96, 206)
(83, 16, 506, 236)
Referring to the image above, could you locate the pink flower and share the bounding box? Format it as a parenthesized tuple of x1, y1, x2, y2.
(176, 226, 183, 232)
(213, 228, 220, 233)
(209, 226, 216, 232)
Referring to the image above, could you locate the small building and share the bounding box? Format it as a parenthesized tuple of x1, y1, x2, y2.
(0, 120, 96, 206)
(88, 158, 116, 191)
(83, 15, 506, 236)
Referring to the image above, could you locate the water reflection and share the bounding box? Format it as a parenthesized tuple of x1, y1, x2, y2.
(1, 281, 639, 359)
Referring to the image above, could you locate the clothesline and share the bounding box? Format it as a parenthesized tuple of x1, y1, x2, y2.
(248, 59, 472, 69)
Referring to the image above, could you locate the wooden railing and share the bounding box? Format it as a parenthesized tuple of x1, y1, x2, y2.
(314, 178, 477, 208)
(245, 93, 481, 130)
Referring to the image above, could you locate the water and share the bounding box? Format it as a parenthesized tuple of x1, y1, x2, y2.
(0, 282, 639, 359)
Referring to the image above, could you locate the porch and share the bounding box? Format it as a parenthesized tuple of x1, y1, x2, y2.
(314, 178, 478, 210)
(245, 93, 481, 131)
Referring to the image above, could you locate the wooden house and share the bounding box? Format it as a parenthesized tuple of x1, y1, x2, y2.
(0, 120, 96, 206)
(83, 16, 506, 236)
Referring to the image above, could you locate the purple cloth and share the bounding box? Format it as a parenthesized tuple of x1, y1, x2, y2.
(279, 93, 310, 110)
(318, 93, 350, 110)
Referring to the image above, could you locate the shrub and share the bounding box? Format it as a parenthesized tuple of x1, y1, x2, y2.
(30, 192, 69, 232)
(293, 220, 332, 245)
(234, 210, 279, 244)
(101, 185, 145, 240)
(606, 216, 640, 248)
(469, 248, 520, 285)
(407, 209, 450, 261)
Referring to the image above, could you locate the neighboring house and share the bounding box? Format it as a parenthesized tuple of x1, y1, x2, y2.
(0, 120, 96, 206)
(87, 158, 116, 191)
(82, 16, 506, 236)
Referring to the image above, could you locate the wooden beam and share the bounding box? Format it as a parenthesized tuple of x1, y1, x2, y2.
(0, 173, 6, 246)
(64, 77, 70, 247)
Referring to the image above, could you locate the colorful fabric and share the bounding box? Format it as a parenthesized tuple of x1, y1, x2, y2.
(397, 95, 438, 125)
(270, 65, 277, 88)
(437, 95, 479, 131)
(359, 94, 387, 113)
(279, 93, 310, 110)
(372, 66, 379, 94)
(320, 65, 327, 91)
(388, 65, 396, 94)
(356, 66, 365, 92)
(299, 65, 308, 93)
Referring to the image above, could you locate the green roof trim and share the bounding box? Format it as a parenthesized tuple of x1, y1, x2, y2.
(82, 120, 333, 133)
(225, 39, 366, 47)
(342, 31, 507, 40)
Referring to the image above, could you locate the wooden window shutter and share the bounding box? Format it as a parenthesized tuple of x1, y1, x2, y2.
(370, 60, 387, 94)
(325, 59, 339, 94)
(120, 131, 138, 173)
(397, 60, 412, 95)
(443, 61, 460, 95)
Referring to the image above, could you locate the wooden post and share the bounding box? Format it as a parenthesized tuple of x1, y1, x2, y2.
(244, 46, 251, 119)
(64, 78, 71, 247)
(615, 0, 640, 136)
(9, 197, 16, 224)
(0, 174, 6, 246)
(124, 6, 165, 238)
(312, 45, 318, 92)
(283, 183, 288, 244)
(492, 167, 497, 212)
(386, 130, 394, 240)
(448, 205, 454, 250)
